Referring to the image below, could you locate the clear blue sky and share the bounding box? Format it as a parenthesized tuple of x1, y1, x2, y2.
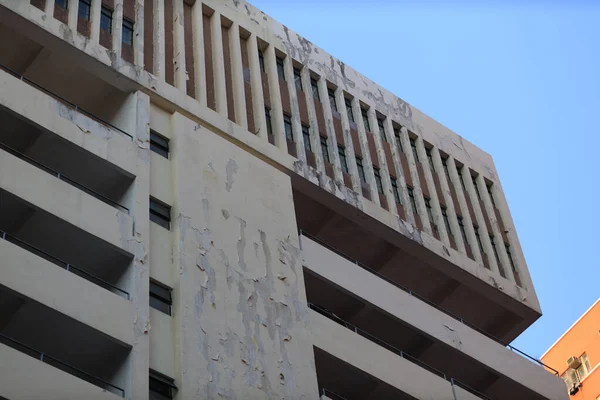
(249, 0, 600, 358)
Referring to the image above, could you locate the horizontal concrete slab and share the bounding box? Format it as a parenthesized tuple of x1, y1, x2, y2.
(0, 239, 133, 345)
(0, 147, 132, 252)
(0, 342, 121, 400)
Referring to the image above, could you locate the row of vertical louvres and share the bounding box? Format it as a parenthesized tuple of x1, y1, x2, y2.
(28, 0, 523, 288)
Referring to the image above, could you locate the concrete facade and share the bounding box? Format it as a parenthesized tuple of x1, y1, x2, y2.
(0, 0, 566, 399)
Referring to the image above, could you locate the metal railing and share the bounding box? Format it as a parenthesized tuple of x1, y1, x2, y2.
(310, 303, 493, 400)
(0, 141, 129, 214)
(0, 333, 125, 397)
(0, 230, 129, 299)
(0, 63, 133, 140)
(300, 230, 559, 376)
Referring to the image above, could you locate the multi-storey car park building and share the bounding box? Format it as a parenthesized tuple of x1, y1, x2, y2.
(0, 0, 567, 399)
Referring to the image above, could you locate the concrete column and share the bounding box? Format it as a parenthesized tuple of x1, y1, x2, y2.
(477, 175, 516, 282)
(133, 0, 144, 67)
(153, 0, 166, 80)
(283, 57, 306, 163)
(368, 108, 395, 210)
(67, 0, 79, 31)
(111, 0, 124, 61)
(416, 139, 449, 244)
(384, 119, 414, 225)
(334, 87, 361, 194)
(191, 1, 206, 105)
(447, 157, 481, 262)
(247, 35, 266, 139)
(432, 150, 465, 253)
(210, 12, 227, 115)
(352, 100, 378, 205)
(400, 128, 430, 233)
(301, 69, 326, 174)
(463, 168, 499, 274)
(264, 45, 285, 149)
(90, 0, 102, 44)
(44, 0, 55, 17)
(229, 23, 247, 130)
(172, 0, 186, 91)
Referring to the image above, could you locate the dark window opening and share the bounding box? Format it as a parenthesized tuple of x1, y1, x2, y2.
(408, 186, 417, 216)
(150, 130, 169, 158)
(391, 177, 401, 204)
(394, 128, 404, 153)
(338, 146, 349, 174)
(442, 156, 451, 183)
(472, 176, 481, 200)
(79, 0, 91, 21)
(457, 167, 467, 190)
(410, 138, 419, 162)
(424, 197, 434, 227)
(505, 243, 516, 271)
(100, 6, 113, 33)
(311, 78, 320, 102)
(458, 216, 468, 246)
(356, 157, 366, 183)
(265, 108, 273, 136)
(302, 125, 311, 152)
(345, 98, 354, 123)
(293, 67, 302, 91)
(150, 369, 177, 400)
(361, 107, 370, 132)
(122, 18, 134, 46)
(321, 137, 330, 164)
(56, 0, 68, 8)
(474, 226, 484, 254)
(490, 235, 500, 264)
(276, 57, 285, 81)
(258, 49, 266, 73)
(377, 118, 387, 143)
(441, 206, 452, 236)
(283, 114, 293, 141)
(328, 88, 337, 112)
(426, 147, 435, 172)
(487, 184, 497, 208)
(150, 280, 172, 315)
(150, 197, 171, 230)
(373, 167, 383, 194)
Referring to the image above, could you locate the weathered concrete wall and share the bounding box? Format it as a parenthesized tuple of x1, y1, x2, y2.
(151, 111, 319, 399)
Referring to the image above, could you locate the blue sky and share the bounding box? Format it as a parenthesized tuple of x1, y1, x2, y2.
(249, 0, 600, 358)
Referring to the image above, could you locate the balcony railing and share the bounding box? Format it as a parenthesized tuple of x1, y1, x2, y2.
(0, 141, 129, 214)
(0, 63, 133, 140)
(0, 230, 129, 299)
(300, 230, 559, 376)
(310, 303, 492, 400)
(0, 333, 125, 397)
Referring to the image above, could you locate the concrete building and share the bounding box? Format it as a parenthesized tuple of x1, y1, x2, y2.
(541, 299, 600, 399)
(0, 0, 567, 399)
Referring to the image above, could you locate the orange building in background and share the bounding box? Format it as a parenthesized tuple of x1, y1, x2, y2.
(542, 299, 600, 399)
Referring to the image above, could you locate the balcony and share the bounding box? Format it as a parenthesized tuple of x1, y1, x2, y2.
(0, 188, 133, 297)
(0, 284, 130, 398)
(301, 233, 567, 400)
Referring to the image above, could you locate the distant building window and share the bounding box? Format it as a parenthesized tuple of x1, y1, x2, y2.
(150, 198, 171, 230)
(100, 6, 113, 33)
(577, 353, 592, 380)
(283, 114, 293, 141)
(311, 78, 320, 102)
(472, 176, 481, 200)
(302, 125, 311, 152)
(56, 0, 68, 8)
(150, 369, 177, 400)
(356, 156, 366, 183)
(426, 147, 435, 171)
(328, 88, 338, 112)
(373, 166, 383, 194)
(442, 156, 451, 183)
(150, 280, 172, 315)
(377, 118, 387, 143)
(424, 196, 435, 227)
(361, 107, 370, 132)
(293, 67, 302, 91)
(487, 184, 497, 208)
(321, 137, 330, 164)
(474, 225, 484, 254)
(441, 206, 452, 237)
(458, 216, 468, 246)
(276, 57, 285, 81)
(410, 138, 419, 162)
(391, 177, 401, 204)
(407, 186, 417, 216)
(345, 98, 354, 123)
(394, 128, 404, 153)
(265, 108, 273, 136)
(457, 166, 467, 190)
(79, 0, 91, 20)
(122, 18, 134, 46)
(338, 146, 349, 174)
(258, 49, 266, 73)
(150, 130, 169, 158)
